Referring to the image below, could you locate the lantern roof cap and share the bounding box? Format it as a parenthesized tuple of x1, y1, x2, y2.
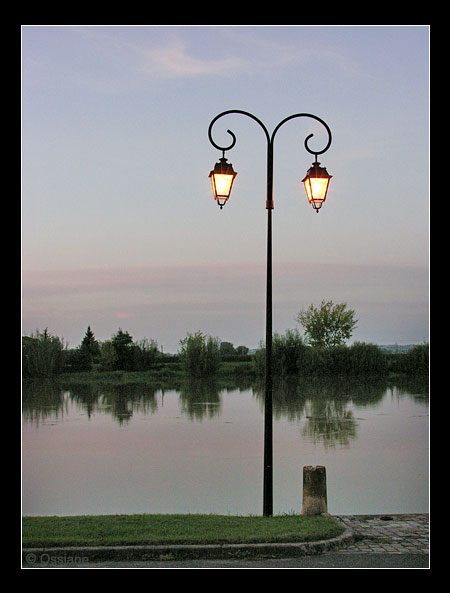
(209, 156, 236, 177)
(302, 160, 332, 182)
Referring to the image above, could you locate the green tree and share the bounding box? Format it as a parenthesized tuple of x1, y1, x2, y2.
(235, 345, 249, 356)
(80, 326, 100, 359)
(296, 300, 358, 349)
(220, 341, 235, 355)
(111, 329, 134, 370)
(98, 340, 118, 371)
(179, 331, 221, 378)
(73, 326, 101, 371)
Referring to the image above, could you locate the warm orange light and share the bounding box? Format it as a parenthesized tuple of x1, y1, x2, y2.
(302, 161, 332, 212)
(304, 177, 329, 205)
(209, 157, 237, 209)
(211, 173, 234, 204)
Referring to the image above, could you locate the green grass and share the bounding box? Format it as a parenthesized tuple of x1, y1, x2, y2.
(22, 513, 343, 548)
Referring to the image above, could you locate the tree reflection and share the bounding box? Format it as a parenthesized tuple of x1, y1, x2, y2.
(22, 380, 69, 425)
(23, 375, 428, 432)
(178, 378, 222, 420)
(302, 399, 357, 450)
(252, 375, 420, 450)
(23, 380, 160, 425)
(91, 383, 159, 425)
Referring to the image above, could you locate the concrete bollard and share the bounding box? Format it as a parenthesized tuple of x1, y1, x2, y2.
(302, 465, 328, 515)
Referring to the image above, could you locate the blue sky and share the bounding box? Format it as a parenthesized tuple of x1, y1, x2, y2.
(21, 25, 429, 352)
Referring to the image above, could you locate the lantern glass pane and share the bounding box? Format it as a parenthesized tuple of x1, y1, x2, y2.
(304, 177, 329, 204)
(213, 173, 234, 199)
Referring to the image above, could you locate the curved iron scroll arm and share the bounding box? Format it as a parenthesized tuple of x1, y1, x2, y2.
(208, 109, 332, 157)
(208, 109, 270, 154)
(271, 112, 332, 157)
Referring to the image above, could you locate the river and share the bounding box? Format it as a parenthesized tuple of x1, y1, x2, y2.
(22, 376, 429, 517)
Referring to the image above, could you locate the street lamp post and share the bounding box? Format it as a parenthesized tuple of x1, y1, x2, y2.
(208, 110, 332, 516)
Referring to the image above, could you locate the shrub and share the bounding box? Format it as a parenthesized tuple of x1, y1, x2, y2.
(348, 342, 387, 375)
(254, 336, 388, 378)
(403, 344, 429, 375)
(179, 332, 221, 378)
(273, 329, 307, 375)
(22, 329, 66, 378)
(133, 338, 161, 371)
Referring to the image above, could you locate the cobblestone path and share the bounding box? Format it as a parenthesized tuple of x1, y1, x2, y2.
(334, 514, 429, 554)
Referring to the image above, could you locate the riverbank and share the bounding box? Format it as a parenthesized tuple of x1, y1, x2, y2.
(23, 362, 253, 393)
(46, 364, 428, 392)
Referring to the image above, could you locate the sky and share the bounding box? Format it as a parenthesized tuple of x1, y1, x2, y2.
(21, 25, 429, 353)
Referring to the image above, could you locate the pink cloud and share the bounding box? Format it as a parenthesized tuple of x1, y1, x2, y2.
(115, 312, 134, 319)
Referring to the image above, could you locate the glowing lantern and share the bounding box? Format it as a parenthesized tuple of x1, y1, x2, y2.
(209, 157, 237, 209)
(302, 160, 332, 212)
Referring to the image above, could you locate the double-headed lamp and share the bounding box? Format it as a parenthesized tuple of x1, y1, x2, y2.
(209, 157, 237, 209)
(302, 160, 332, 212)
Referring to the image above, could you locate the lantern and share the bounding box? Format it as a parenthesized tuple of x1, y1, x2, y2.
(209, 157, 237, 209)
(302, 160, 332, 212)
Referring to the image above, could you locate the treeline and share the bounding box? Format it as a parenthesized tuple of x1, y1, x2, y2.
(22, 327, 163, 379)
(21, 327, 248, 379)
(22, 326, 429, 380)
(254, 329, 429, 378)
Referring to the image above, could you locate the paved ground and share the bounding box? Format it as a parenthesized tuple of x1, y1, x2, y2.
(334, 514, 429, 555)
(23, 513, 429, 569)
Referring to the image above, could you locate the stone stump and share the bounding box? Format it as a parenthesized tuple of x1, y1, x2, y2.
(302, 465, 327, 515)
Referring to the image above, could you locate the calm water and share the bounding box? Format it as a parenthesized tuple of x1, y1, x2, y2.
(22, 377, 429, 517)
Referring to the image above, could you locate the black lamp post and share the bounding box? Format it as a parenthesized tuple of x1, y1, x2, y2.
(208, 110, 332, 516)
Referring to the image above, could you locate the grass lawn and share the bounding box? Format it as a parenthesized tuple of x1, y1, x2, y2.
(22, 513, 343, 548)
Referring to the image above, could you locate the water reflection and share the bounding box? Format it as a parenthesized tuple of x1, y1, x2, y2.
(178, 378, 222, 420)
(251, 376, 389, 449)
(302, 400, 357, 450)
(23, 376, 428, 446)
(22, 380, 70, 425)
(22, 376, 429, 516)
(22, 380, 162, 426)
